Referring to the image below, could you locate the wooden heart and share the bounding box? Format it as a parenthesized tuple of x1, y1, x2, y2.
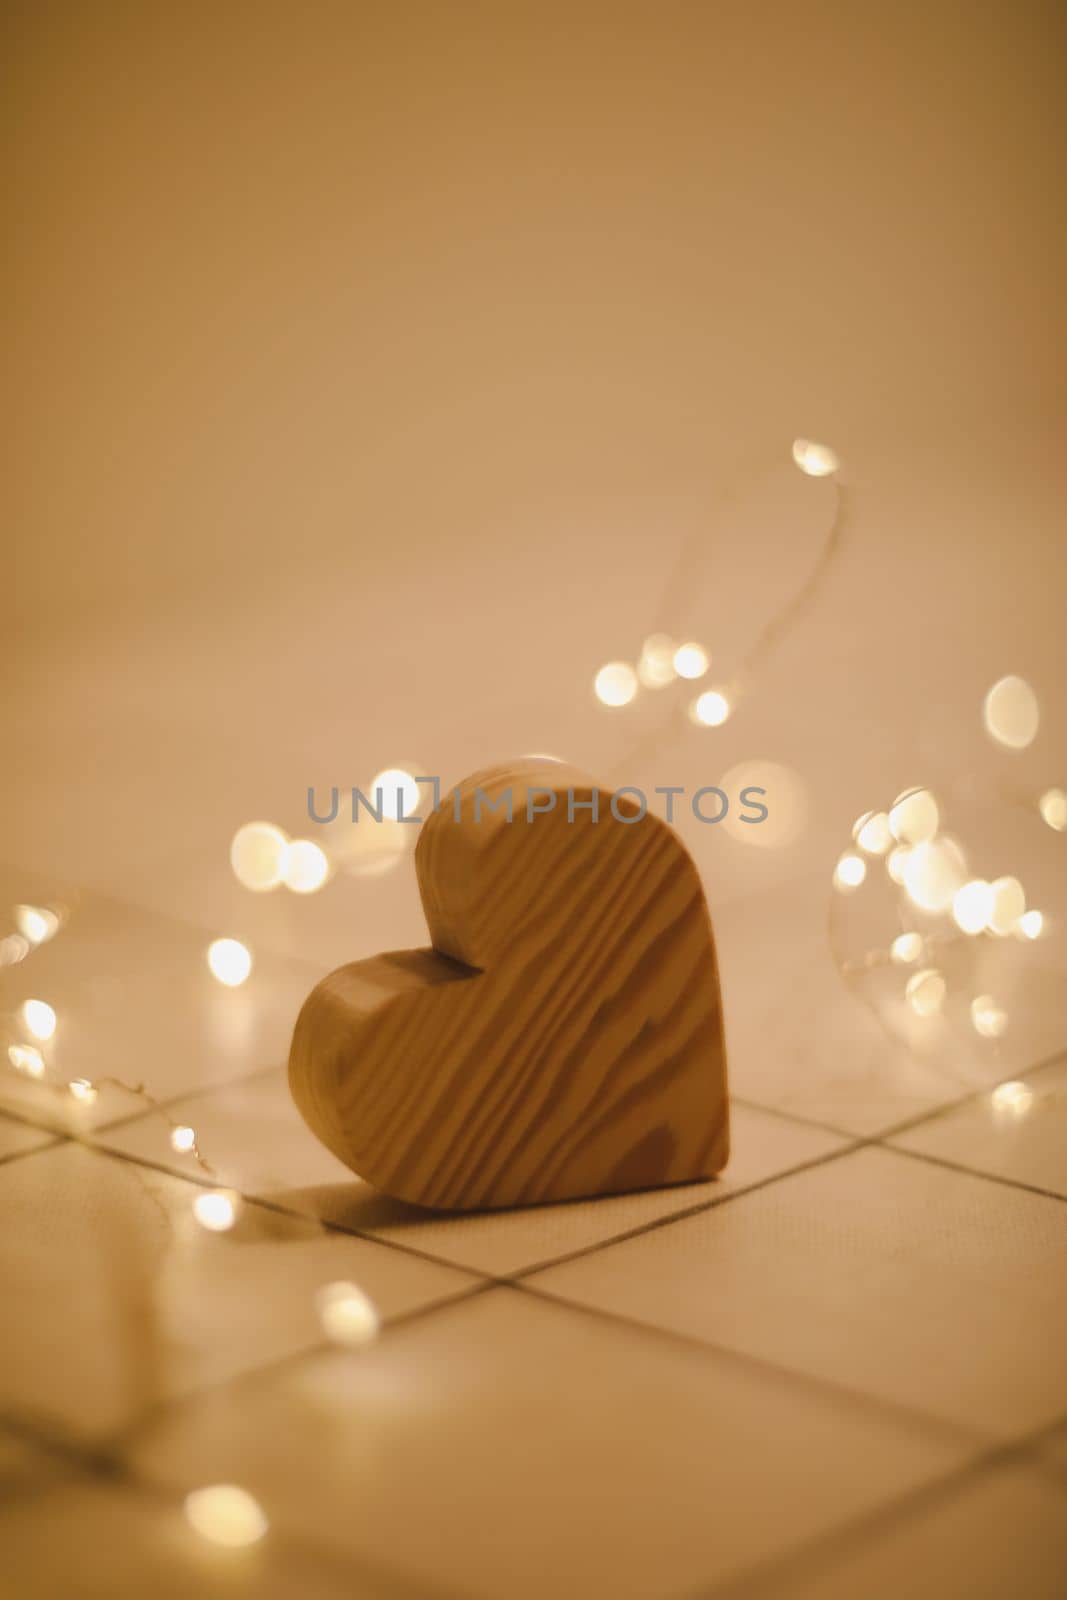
(289, 760, 729, 1210)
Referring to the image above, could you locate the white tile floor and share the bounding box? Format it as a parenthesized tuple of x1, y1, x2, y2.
(2, 882, 1066, 1597)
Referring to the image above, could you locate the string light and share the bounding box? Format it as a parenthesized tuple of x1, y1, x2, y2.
(1038, 788, 1066, 831)
(970, 995, 1008, 1039)
(8, 1044, 44, 1078)
(184, 1485, 268, 1547)
(13, 905, 59, 945)
(20, 999, 56, 1042)
(206, 938, 253, 987)
(593, 662, 638, 708)
(230, 822, 290, 892)
(68, 1078, 98, 1104)
(853, 811, 893, 855)
(170, 1124, 197, 1154)
(282, 840, 330, 894)
(991, 1080, 1033, 1116)
(1017, 909, 1044, 940)
(982, 675, 1039, 750)
(192, 1190, 239, 1232)
(315, 1281, 381, 1347)
(672, 642, 709, 680)
(636, 634, 676, 689)
(833, 852, 866, 891)
(905, 968, 946, 1017)
(792, 439, 839, 477)
(689, 688, 732, 727)
(890, 932, 924, 965)
(888, 788, 939, 846)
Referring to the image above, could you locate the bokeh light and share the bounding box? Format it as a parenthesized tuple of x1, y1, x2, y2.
(833, 852, 866, 892)
(970, 995, 1008, 1039)
(983, 675, 1039, 750)
(791, 439, 839, 477)
(230, 822, 290, 892)
(1017, 909, 1044, 940)
(369, 768, 421, 823)
(890, 932, 924, 965)
(991, 1080, 1033, 1117)
(283, 840, 330, 894)
(906, 968, 945, 1017)
(8, 1044, 44, 1078)
(593, 662, 638, 708)
(68, 1078, 97, 1104)
(207, 939, 253, 987)
(193, 1190, 239, 1232)
(20, 999, 56, 1041)
(689, 689, 732, 727)
(889, 788, 939, 846)
(315, 1281, 381, 1347)
(988, 876, 1025, 936)
(673, 642, 709, 680)
(952, 879, 994, 935)
(637, 634, 676, 689)
(1039, 788, 1067, 831)
(902, 837, 967, 914)
(853, 811, 893, 855)
(718, 760, 808, 850)
(184, 1485, 268, 1547)
(13, 905, 59, 945)
(171, 1125, 196, 1154)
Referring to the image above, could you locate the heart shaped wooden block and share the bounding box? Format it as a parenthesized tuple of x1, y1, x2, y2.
(289, 760, 729, 1210)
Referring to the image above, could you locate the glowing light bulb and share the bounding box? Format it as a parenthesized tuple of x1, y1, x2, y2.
(170, 1125, 196, 1154)
(637, 634, 676, 689)
(983, 675, 1039, 750)
(8, 1044, 44, 1078)
(593, 662, 638, 708)
(369, 768, 421, 823)
(193, 1190, 239, 1232)
(988, 876, 1025, 936)
(230, 822, 290, 891)
(315, 1281, 381, 1347)
(0, 934, 30, 966)
(1039, 788, 1067, 831)
(13, 905, 59, 945)
(184, 1485, 268, 1548)
(792, 439, 839, 477)
(690, 689, 731, 727)
(20, 999, 56, 1042)
(833, 852, 866, 891)
(906, 968, 945, 1017)
(886, 846, 911, 885)
(207, 938, 252, 987)
(953, 879, 993, 935)
(68, 1078, 97, 1104)
(673, 643, 709, 680)
(283, 840, 330, 894)
(970, 995, 1007, 1039)
(1017, 909, 1044, 940)
(902, 837, 967, 914)
(991, 1080, 1033, 1116)
(890, 932, 924, 965)
(889, 788, 939, 846)
(853, 811, 892, 855)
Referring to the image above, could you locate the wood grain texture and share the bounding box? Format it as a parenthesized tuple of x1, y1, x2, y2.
(289, 760, 728, 1210)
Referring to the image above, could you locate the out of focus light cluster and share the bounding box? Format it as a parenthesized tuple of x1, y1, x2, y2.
(831, 673, 1062, 1119)
(590, 438, 840, 731)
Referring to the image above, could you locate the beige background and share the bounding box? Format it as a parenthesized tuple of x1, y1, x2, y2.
(4, 0, 1065, 973)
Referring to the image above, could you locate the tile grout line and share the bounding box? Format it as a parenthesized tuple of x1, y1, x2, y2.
(507, 1277, 996, 1456)
(683, 1405, 1067, 1600)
